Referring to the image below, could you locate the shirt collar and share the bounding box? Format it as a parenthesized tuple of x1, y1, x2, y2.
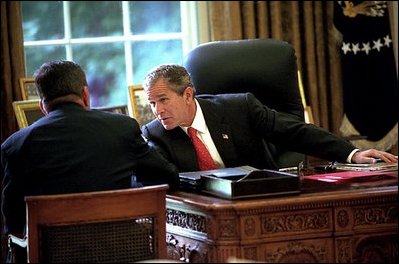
(181, 99, 207, 134)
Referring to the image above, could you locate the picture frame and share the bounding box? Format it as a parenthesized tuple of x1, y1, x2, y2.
(93, 105, 129, 115)
(12, 100, 131, 130)
(12, 100, 44, 129)
(128, 85, 155, 126)
(19, 77, 39, 100)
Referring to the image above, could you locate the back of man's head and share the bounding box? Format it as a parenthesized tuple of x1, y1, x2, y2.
(34, 60, 88, 102)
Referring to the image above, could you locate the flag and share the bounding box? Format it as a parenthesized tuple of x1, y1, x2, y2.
(333, 1, 398, 151)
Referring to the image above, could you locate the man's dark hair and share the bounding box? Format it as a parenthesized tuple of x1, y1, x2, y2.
(34, 60, 88, 102)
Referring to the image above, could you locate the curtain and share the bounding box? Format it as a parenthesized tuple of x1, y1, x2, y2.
(1, 2, 25, 261)
(1, 1, 25, 143)
(207, 1, 343, 134)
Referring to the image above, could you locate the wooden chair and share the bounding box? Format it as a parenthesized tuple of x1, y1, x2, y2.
(8, 185, 168, 263)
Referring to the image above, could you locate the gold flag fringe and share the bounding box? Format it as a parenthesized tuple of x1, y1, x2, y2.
(340, 114, 398, 151)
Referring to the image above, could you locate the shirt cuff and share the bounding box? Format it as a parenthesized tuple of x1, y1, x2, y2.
(347, 149, 360, 163)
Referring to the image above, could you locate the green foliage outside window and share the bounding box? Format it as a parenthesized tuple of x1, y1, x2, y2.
(21, 1, 185, 108)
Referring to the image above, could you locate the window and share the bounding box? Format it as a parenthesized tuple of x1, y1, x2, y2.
(21, 1, 201, 108)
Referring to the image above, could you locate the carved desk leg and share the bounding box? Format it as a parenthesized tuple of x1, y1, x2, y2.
(334, 202, 398, 263)
(166, 208, 209, 262)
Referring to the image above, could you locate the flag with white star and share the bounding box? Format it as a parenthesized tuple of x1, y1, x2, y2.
(333, 1, 398, 151)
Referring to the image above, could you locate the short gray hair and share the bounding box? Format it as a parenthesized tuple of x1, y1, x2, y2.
(142, 64, 195, 96)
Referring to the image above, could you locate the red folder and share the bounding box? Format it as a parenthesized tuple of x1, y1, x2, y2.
(304, 170, 398, 183)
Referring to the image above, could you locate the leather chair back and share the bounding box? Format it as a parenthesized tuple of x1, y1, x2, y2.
(183, 39, 305, 168)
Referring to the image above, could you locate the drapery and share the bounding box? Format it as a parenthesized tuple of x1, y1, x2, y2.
(207, 1, 343, 133)
(1, 1, 25, 143)
(206, 1, 397, 154)
(1, 2, 25, 261)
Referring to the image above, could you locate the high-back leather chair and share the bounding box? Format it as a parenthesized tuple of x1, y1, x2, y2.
(7, 185, 168, 263)
(183, 39, 305, 168)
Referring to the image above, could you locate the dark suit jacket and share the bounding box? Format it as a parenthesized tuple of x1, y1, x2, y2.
(142, 93, 356, 172)
(1, 102, 179, 234)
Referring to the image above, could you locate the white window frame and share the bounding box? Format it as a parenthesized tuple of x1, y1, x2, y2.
(22, 1, 209, 87)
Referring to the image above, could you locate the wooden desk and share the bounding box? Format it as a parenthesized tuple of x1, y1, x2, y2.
(165, 172, 398, 263)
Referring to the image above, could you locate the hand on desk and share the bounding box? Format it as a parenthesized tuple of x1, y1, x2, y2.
(352, 149, 398, 164)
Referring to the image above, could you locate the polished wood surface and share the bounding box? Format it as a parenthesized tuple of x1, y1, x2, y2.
(165, 170, 398, 263)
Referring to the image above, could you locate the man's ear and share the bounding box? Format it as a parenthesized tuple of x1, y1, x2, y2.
(82, 86, 90, 109)
(39, 99, 48, 115)
(184, 86, 194, 103)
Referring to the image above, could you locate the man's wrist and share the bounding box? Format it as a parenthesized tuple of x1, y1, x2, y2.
(347, 149, 360, 163)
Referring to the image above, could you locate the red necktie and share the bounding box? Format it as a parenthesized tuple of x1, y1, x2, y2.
(187, 127, 218, 171)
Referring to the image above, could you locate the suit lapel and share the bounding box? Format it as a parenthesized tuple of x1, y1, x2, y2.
(167, 128, 199, 171)
(198, 99, 238, 166)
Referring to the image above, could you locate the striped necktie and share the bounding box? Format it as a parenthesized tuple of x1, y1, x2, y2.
(187, 127, 218, 171)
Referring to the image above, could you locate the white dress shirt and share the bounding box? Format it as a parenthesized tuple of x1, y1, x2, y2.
(181, 99, 226, 168)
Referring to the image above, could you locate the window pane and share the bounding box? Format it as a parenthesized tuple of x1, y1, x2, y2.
(132, 40, 183, 84)
(72, 43, 126, 107)
(70, 1, 123, 38)
(129, 1, 181, 34)
(21, 1, 197, 108)
(21, 1, 64, 41)
(25, 46, 66, 76)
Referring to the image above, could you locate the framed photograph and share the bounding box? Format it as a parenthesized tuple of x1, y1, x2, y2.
(128, 85, 155, 126)
(12, 100, 44, 129)
(19, 77, 39, 100)
(93, 105, 129, 115)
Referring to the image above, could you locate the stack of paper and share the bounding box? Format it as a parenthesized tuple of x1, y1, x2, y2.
(333, 162, 397, 172)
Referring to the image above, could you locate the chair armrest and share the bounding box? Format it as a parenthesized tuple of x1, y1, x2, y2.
(8, 234, 27, 248)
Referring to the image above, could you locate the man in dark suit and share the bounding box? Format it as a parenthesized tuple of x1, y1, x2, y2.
(1, 60, 179, 241)
(141, 64, 397, 172)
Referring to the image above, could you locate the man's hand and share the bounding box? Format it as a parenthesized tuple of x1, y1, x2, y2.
(352, 149, 398, 164)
